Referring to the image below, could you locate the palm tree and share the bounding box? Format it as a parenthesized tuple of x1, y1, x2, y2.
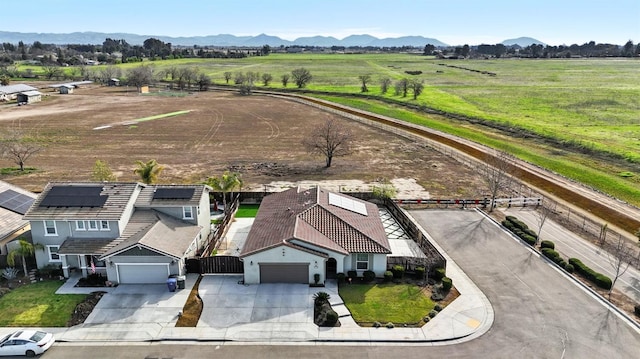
(133, 159, 164, 184)
(7, 238, 44, 276)
(204, 171, 243, 213)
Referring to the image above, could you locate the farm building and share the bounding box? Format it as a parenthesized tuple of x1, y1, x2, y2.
(139, 85, 149, 94)
(108, 78, 120, 86)
(17, 91, 42, 104)
(58, 85, 74, 94)
(0, 84, 38, 102)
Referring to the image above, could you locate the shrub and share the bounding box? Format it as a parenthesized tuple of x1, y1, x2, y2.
(383, 271, 393, 282)
(540, 240, 555, 250)
(523, 228, 538, 239)
(569, 258, 613, 290)
(336, 272, 346, 283)
(325, 310, 339, 326)
(373, 321, 381, 328)
(347, 270, 358, 280)
(521, 234, 537, 246)
(386, 322, 395, 328)
(635, 304, 640, 317)
(564, 263, 574, 273)
(314, 273, 320, 284)
(434, 304, 443, 312)
(423, 316, 430, 323)
(313, 291, 331, 306)
(391, 265, 405, 279)
(442, 277, 453, 291)
(414, 266, 425, 280)
(428, 310, 438, 318)
(0, 287, 11, 298)
(37, 264, 63, 278)
(434, 267, 446, 281)
(431, 291, 445, 301)
(363, 270, 376, 283)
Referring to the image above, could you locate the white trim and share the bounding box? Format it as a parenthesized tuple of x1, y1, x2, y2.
(100, 220, 110, 231)
(44, 220, 57, 236)
(356, 253, 369, 270)
(76, 220, 86, 231)
(183, 206, 193, 219)
(47, 245, 61, 262)
(115, 263, 170, 284)
(88, 220, 98, 231)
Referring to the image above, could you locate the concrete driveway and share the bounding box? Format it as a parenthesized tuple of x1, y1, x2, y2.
(197, 275, 318, 328)
(84, 275, 196, 325)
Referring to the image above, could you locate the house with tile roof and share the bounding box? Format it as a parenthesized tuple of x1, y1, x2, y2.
(23, 182, 211, 284)
(240, 187, 391, 284)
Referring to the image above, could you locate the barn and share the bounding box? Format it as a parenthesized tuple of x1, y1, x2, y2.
(17, 91, 42, 104)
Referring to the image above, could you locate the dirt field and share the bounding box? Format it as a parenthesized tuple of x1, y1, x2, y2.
(0, 86, 486, 196)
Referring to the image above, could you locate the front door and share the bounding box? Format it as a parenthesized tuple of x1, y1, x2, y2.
(326, 258, 337, 279)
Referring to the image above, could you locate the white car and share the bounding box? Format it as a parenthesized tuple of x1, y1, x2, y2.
(0, 330, 54, 357)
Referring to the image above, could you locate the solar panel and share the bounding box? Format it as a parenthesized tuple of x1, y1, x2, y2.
(328, 192, 368, 216)
(153, 188, 195, 200)
(0, 189, 35, 215)
(39, 185, 108, 208)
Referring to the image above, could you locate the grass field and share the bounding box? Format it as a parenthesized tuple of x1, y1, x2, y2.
(0, 281, 86, 327)
(235, 204, 260, 218)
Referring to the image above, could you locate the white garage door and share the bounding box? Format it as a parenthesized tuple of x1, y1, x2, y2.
(117, 264, 169, 284)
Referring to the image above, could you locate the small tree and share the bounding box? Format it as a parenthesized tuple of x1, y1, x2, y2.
(291, 68, 312, 88)
(223, 71, 232, 84)
(92, 160, 116, 181)
(0, 74, 9, 86)
(302, 118, 354, 168)
(606, 235, 639, 298)
(204, 171, 243, 213)
(358, 74, 371, 92)
(133, 159, 164, 184)
(409, 79, 424, 100)
(281, 74, 290, 87)
(127, 65, 155, 91)
(196, 73, 211, 91)
(534, 199, 555, 245)
(372, 178, 397, 199)
(7, 238, 43, 276)
(261, 73, 273, 86)
(480, 151, 515, 212)
(394, 78, 409, 97)
(380, 77, 391, 94)
(0, 128, 42, 171)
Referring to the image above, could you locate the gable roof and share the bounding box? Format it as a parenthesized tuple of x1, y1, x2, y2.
(0, 180, 36, 240)
(135, 184, 208, 208)
(24, 182, 143, 221)
(240, 187, 390, 257)
(0, 84, 37, 95)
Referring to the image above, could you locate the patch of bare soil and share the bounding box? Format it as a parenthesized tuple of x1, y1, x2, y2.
(67, 291, 105, 327)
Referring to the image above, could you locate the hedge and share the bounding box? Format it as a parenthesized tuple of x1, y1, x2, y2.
(541, 248, 566, 267)
(502, 216, 537, 245)
(442, 277, 453, 291)
(569, 258, 612, 290)
(434, 267, 446, 281)
(540, 240, 555, 250)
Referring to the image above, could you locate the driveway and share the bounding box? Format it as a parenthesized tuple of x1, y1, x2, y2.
(197, 275, 321, 328)
(83, 275, 195, 325)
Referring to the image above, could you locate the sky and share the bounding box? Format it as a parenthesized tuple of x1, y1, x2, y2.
(2, 0, 638, 46)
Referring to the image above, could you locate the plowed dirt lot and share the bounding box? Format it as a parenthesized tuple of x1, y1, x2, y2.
(0, 86, 485, 196)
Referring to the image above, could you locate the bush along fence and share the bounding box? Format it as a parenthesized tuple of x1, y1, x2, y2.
(502, 215, 613, 291)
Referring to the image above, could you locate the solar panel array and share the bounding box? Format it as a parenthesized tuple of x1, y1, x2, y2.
(0, 189, 35, 215)
(153, 188, 195, 200)
(328, 192, 368, 216)
(39, 186, 108, 208)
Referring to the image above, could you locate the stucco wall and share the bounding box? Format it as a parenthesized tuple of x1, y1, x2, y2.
(242, 245, 326, 284)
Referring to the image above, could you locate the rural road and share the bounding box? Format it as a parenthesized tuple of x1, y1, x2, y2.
(503, 207, 640, 302)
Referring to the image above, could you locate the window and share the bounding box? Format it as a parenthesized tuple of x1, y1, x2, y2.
(356, 253, 369, 270)
(183, 206, 193, 219)
(88, 220, 98, 231)
(44, 220, 57, 236)
(76, 221, 86, 231)
(47, 245, 60, 262)
(100, 220, 110, 231)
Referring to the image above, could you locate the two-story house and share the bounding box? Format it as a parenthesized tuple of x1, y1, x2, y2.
(23, 182, 211, 284)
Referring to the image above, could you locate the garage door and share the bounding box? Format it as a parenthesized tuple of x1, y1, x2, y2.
(260, 263, 309, 283)
(117, 264, 169, 284)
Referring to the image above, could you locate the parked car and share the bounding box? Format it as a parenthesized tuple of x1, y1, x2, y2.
(0, 330, 55, 357)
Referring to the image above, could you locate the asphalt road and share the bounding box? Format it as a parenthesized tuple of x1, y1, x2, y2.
(504, 207, 640, 302)
(40, 209, 640, 358)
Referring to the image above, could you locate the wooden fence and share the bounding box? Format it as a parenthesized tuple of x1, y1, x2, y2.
(186, 256, 244, 274)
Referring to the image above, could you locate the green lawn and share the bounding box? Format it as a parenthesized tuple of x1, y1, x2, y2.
(0, 281, 87, 327)
(235, 203, 260, 218)
(339, 283, 435, 324)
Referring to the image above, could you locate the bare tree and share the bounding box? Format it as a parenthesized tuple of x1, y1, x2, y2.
(196, 73, 211, 91)
(234, 72, 246, 85)
(380, 77, 391, 94)
(534, 199, 555, 245)
(42, 63, 62, 80)
(409, 79, 424, 99)
(606, 235, 639, 298)
(302, 118, 354, 167)
(223, 71, 232, 84)
(281, 74, 290, 87)
(0, 128, 42, 171)
(261, 73, 273, 86)
(394, 78, 409, 97)
(291, 68, 312, 88)
(358, 74, 371, 92)
(480, 151, 515, 211)
(100, 65, 121, 84)
(126, 65, 154, 91)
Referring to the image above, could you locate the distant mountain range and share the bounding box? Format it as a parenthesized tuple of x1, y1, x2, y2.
(501, 37, 546, 47)
(0, 31, 546, 48)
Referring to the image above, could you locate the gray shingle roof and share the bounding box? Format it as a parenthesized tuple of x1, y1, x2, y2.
(240, 187, 390, 257)
(23, 182, 142, 221)
(0, 181, 36, 240)
(135, 184, 208, 208)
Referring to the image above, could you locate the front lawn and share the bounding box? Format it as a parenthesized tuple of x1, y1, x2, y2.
(339, 283, 435, 325)
(0, 281, 87, 327)
(235, 204, 260, 218)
